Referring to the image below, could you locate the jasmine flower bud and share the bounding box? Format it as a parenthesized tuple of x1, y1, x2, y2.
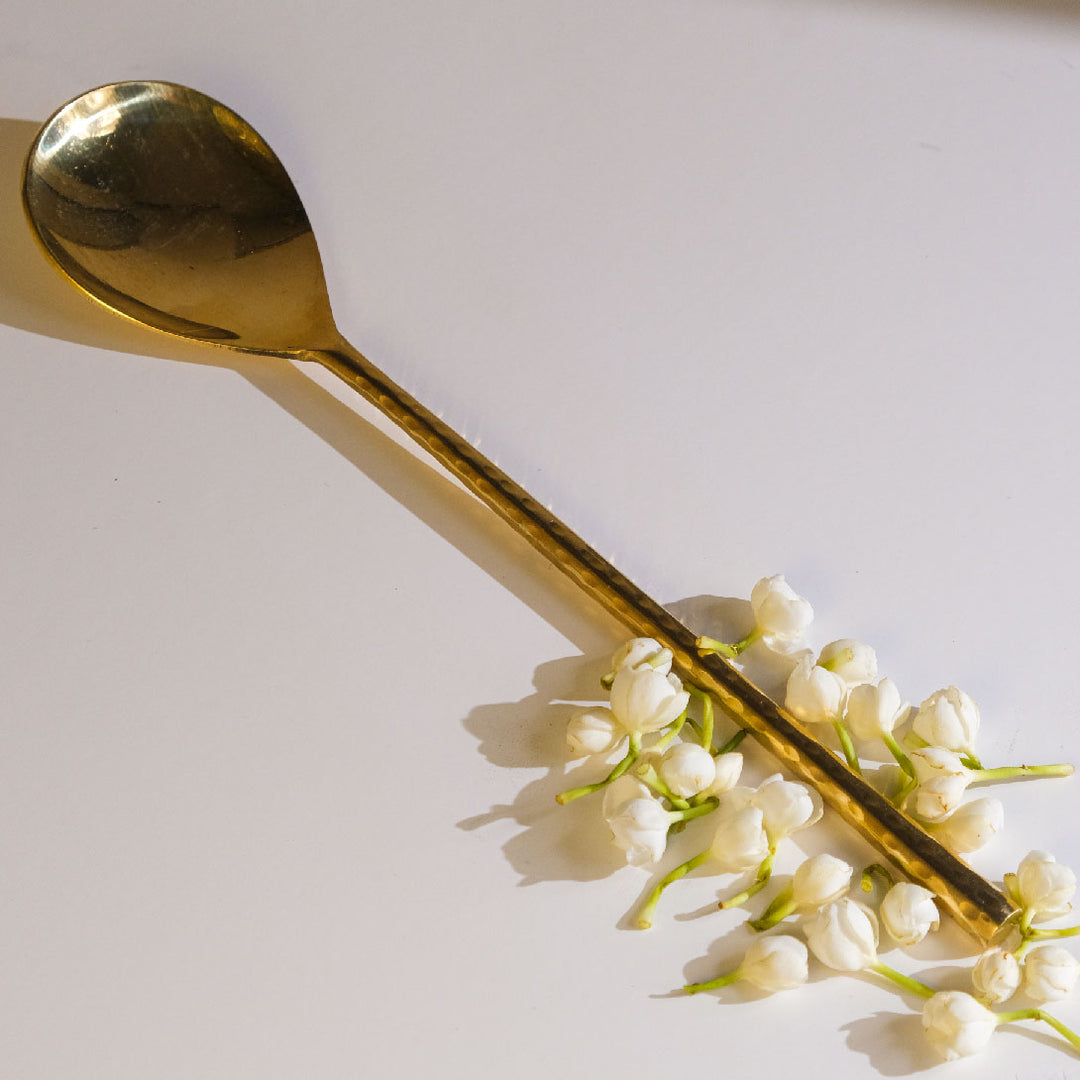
(912, 686, 980, 758)
(803, 898, 879, 971)
(910, 773, 970, 823)
(845, 677, 909, 741)
(1015, 850, 1077, 921)
(922, 992, 997, 1060)
(936, 797, 1004, 854)
(604, 637, 672, 684)
(1022, 945, 1080, 1003)
(972, 947, 1020, 1006)
(785, 657, 846, 725)
(739, 935, 809, 992)
(600, 776, 653, 820)
(659, 742, 716, 799)
(879, 882, 940, 947)
(791, 853, 853, 908)
(709, 804, 770, 872)
(749, 575, 813, 652)
(704, 751, 744, 797)
(750, 774, 823, 843)
(607, 795, 671, 867)
(609, 665, 689, 735)
(817, 638, 878, 688)
(566, 706, 622, 756)
(908, 746, 967, 784)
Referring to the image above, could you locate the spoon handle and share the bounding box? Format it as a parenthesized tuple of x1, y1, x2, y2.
(308, 341, 1012, 942)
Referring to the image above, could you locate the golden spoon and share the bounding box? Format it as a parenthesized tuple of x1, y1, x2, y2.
(22, 79, 1012, 940)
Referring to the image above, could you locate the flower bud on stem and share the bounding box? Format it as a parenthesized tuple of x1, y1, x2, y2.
(556, 734, 642, 805)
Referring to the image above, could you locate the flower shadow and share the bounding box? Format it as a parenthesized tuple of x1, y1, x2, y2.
(840, 1009, 941, 1076)
(457, 649, 641, 884)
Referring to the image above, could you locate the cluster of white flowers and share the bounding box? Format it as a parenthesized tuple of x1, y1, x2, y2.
(548, 575, 1078, 1067)
(710, 576, 1070, 859)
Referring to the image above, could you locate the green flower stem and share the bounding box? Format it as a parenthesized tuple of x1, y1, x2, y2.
(869, 961, 935, 1000)
(903, 732, 930, 750)
(719, 850, 776, 910)
(631, 762, 689, 810)
(882, 733, 916, 779)
(671, 798, 719, 824)
(960, 753, 984, 771)
(716, 729, 748, 756)
(996, 1009, 1080, 1054)
(860, 863, 896, 894)
(890, 771, 918, 809)
(695, 635, 739, 659)
(748, 883, 796, 931)
(651, 707, 690, 754)
(684, 684, 715, 751)
(968, 763, 1074, 783)
(683, 968, 743, 994)
(637, 849, 711, 930)
(1027, 925, 1080, 942)
(555, 734, 641, 805)
(695, 627, 762, 660)
(832, 718, 863, 775)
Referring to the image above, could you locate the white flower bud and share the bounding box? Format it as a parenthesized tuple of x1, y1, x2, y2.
(972, 947, 1020, 1006)
(817, 638, 878, 687)
(566, 706, 621, 756)
(785, 657, 846, 725)
(880, 883, 940, 947)
(600, 775, 652, 820)
(791, 854, 853, 909)
(912, 686, 980, 757)
(922, 992, 997, 1060)
(937, 797, 1004, 854)
(908, 746, 967, 784)
(803, 898, 879, 971)
(844, 677, 909, 741)
(606, 637, 672, 682)
(659, 742, 716, 798)
(607, 796, 671, 867)
(609, 665, 689, 735)
(709, 805, 770, 872)
(911, 774, 970, 823)
(704, 751, 744, 797)
(1022, 945, 1080, 1003)
(739, 935, 809, 992)
(750, 774, 823, 843)
(1016, 851, 1077, 921)
(749, 575, 813, 651)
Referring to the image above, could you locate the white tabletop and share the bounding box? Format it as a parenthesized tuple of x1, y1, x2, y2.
(3, 3, 1080, 1077)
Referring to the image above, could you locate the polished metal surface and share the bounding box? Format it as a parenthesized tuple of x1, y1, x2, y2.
(23, 80, 1014, 941)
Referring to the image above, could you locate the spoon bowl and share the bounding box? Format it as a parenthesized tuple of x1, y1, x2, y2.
(24, 80, 339, 352)
(21, 80, 1015, 943)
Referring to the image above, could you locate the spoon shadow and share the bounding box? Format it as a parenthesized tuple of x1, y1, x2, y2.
(0, 115, 624, 658)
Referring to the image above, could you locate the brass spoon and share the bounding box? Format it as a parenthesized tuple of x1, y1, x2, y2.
(22, 80, 1011, 940)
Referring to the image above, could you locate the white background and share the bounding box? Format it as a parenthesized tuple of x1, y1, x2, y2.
(3, 2, 1080, 1076)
